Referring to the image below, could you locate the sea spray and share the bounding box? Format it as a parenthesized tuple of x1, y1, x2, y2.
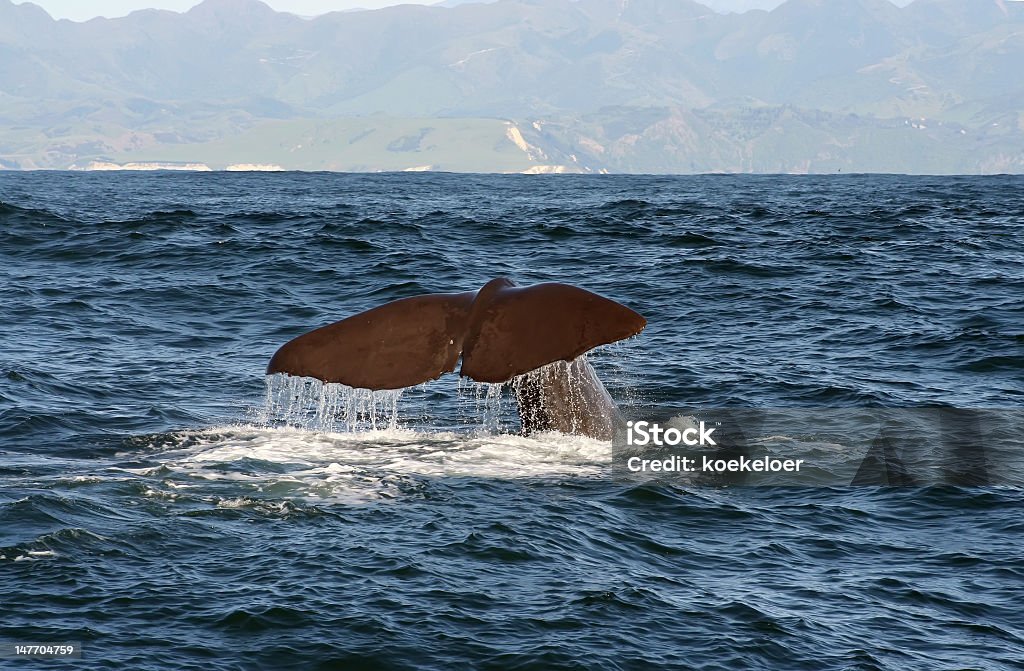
(260, 355, 615, 435)
(457, 375, 514, 434)
(508, 355, 620, 438)
(259, 374, 404, 433)
(455, 356, 601, 436)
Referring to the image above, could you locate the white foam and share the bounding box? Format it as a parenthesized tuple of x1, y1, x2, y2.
(11, 549, 58, 562)
(115, 367, 627, 503)
(175, 425, 608, 476)
(134, 424, 609, 504)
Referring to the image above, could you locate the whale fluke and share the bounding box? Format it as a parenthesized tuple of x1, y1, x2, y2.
(267, 278, 645, 439)
(267, 278, 645, 388)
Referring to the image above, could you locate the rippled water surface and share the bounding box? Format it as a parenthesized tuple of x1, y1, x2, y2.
(2, 173, 1023, 669)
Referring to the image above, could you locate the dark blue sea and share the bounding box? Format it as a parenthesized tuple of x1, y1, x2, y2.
(2, 172, 1023, 670)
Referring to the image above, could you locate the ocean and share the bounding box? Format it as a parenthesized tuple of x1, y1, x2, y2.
(1, 172, 1022, 670)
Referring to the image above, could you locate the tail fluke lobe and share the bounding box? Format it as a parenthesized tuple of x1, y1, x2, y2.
(266, 290, 476, 390)
(460, 280, 646, 383)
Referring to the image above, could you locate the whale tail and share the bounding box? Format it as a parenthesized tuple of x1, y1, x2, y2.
(266, 278, 646, 390)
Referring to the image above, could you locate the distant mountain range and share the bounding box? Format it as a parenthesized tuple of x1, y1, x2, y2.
(1, 0, 1022, 173)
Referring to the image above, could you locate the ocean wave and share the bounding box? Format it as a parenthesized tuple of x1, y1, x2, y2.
(2, 172, 1023, 670)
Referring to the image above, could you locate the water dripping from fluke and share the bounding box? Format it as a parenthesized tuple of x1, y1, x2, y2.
(257, 354, 618, 439)
(258, 374, 404, 433)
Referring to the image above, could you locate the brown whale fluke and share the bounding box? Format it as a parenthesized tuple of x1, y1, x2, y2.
(268, 278, 645, 388)
(267, 278, 645, 438)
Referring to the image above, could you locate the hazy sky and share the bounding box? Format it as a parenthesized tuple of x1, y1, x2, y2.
(17, 1, 438, 22)
(17, 0, 1022, 21)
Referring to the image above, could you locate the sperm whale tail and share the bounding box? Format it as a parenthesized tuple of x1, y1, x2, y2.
(267, 277, 645, 388)
(266, 278, 645, 439)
